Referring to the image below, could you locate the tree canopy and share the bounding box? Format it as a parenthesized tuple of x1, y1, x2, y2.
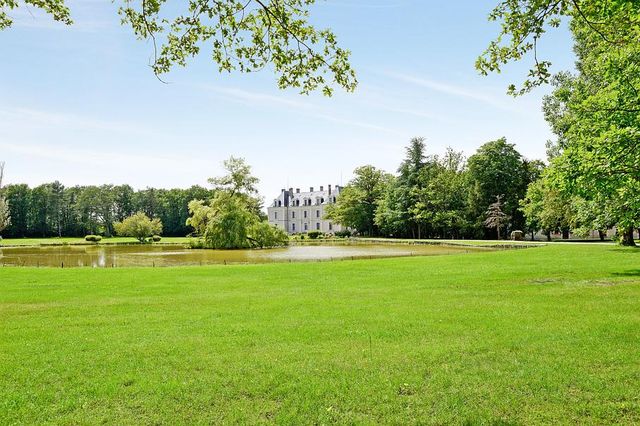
(0, 0, 356, 95)
(114, 212, 163, 242)
(325, 165, 392, 237)
(537, 15, 640, 245)
(477, 0, 640, 95)
(188, 157, 287, 249)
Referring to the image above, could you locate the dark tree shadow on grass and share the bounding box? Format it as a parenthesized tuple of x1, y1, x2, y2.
(611, 269, 640, 277)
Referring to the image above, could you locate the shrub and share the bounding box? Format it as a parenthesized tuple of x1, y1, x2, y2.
(114, 212, 163, 243)
(307, 231, 323, 239)
(334, 230, 352, 238)
(188, 238, 206, 249)
(85, 235, 102, 242)
(151, 235, 162, 242)
(248, 222, 289, 248)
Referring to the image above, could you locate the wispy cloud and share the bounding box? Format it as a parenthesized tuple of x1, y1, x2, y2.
(385, 72, 509, 110)
(5, 0, 116, 33)
(197, 84, 403, 135)
(0, 140, 210, 174)
(0, 106, 159, 137)
(316, 0, 407, 9)
(200, 85, 313, 110)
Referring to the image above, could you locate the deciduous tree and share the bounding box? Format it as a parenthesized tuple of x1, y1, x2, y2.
(1, 0, 356, 95)
(325, 165, 391, 236)
(114, 212, 163, 242)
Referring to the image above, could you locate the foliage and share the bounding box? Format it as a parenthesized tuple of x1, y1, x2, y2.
(306, 230, 322, 239)
(325, 165, 392, 237)
(372, 138, 536, 240)
(477, 0, 640, 95)
(0, 183, 213, 238)
(334, 229, 352, 238)
(467, 138, 530, 236)
(0, 196, 11, 236)
(114, 212, 163, 243)
(0, 0, 356, 95)
(151, 235, 162, 242)
(188, 157, 286, 249)
(520, 174, 574, 239)
(540, 14, 640, 245)
(189, 193, 254, 249)
(248, 221, 289, 248)
(84, 235, 102, 242)
(484, 196, 510, 239)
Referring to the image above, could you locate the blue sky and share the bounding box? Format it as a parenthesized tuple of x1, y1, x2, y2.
(0, 0, 575, 200)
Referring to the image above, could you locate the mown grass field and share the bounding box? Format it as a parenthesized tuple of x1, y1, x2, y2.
(1, 244, 639, 424)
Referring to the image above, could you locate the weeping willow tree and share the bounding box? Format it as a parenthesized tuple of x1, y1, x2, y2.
(187, 157, 288, 249)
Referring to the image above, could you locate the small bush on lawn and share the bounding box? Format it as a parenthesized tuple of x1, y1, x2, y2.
(151, 235, 162, 242)
(85, 235, 102, 242)
(307, 231, 323, 239)
(334, 230, 352, 238)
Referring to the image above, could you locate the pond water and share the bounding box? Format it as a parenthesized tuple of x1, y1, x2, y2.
(0, 242, 492, 268)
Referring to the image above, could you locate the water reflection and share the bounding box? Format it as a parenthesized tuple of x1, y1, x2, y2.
(0, 243, 491, 268)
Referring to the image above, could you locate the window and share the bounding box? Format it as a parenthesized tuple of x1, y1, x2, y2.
(278, 201, 282, 207)
(292, 211, 295, 219)
(292, 223, 296, 231)
(316, 223, 320, 230)
(304, 211, 307, 218)
(304, 223, 308, 231)
(321, 198, 324, 203)
(316, 210, 320, 218)
(274, 212, 278, 220)
(329, 223, 332, 231)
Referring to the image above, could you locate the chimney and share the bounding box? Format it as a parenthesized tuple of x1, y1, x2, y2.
(281, 188, 285, 193)
(296, 188, 300, 193)
(328, 184, 332, 195)
(288, 188, 293, 194)
(310, 187, 314, 192)
(320, 186, 324, 192)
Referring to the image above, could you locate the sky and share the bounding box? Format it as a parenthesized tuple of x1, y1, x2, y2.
(0, 0, 576, 201)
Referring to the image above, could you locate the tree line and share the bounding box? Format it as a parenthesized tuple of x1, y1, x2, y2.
(327, 3, 640, 246)
(326, 137, 543, 240)
(0, 182, 215, 238)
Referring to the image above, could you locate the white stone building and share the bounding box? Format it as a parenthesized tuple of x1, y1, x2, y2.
(268, 185, 344, 234)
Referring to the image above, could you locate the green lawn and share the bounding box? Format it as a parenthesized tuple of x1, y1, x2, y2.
(0, 236, 191, 246)
(1, 244, 639, 424)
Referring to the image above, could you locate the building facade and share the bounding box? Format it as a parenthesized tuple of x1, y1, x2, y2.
(268, 185, 344, 234)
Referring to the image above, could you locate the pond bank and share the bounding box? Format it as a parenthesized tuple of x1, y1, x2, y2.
(0, 242, 495, 268)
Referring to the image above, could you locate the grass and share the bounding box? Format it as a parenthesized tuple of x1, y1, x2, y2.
(0, 236, 191, 247)
(1, 244, 639, 424)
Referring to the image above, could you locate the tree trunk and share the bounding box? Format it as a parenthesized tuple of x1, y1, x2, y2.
(562, 229, 569, 239)
(530, 231, 535, 241)
(620, 228, 636, 246)
(546, 231, 551, 242)
(496, 226, 500, 240)
(598, 230, 606, 241)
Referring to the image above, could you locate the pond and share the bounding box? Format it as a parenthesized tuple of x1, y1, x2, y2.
(0, 242, 492, 268)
